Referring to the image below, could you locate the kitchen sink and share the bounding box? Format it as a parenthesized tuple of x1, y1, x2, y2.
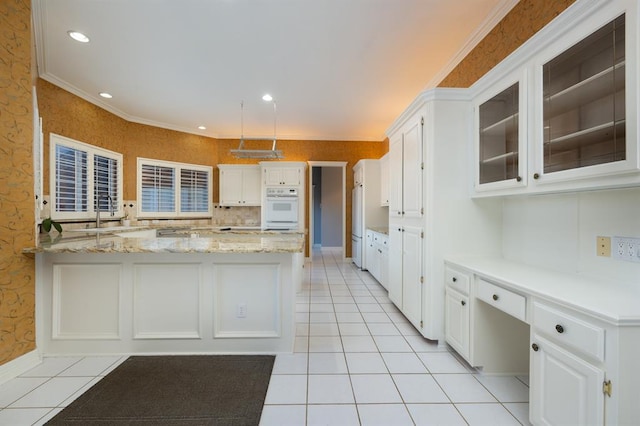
(68, 226, 143, 234)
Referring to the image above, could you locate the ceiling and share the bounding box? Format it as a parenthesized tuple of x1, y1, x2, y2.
(33, 0, 517, 142)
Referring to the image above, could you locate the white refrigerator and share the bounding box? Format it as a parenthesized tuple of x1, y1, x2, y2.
(352, 159, 387, 269)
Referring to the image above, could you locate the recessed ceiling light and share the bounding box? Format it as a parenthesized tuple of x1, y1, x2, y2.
(198, 125, 206, 130)
(67, 31, 90, 43)
(262, 94, 273, 102)
(99, 92, 113, 99)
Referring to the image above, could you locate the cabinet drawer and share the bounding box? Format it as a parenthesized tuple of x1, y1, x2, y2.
(533, 302, 605, 362)
(445, 266, 470, 295)
(476, 279, 526, 322)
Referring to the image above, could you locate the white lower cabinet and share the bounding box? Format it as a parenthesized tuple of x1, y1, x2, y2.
(389, 224, 423, 330)
(365, 229, 388, 289)
(443, 259, 640, 425)
(530, 300, 607, 426)
(365, 230, 377, 275)
(530, 334, 605, 426)
(444, 287, 469, 360)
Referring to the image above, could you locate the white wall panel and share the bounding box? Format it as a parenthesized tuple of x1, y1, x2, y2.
(133, 263, 201, 339)
(502, 187, 640, 281)
(213, 263, 280, 337)
(52, 264, 120, 339)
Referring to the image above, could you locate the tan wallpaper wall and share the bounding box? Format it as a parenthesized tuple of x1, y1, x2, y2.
(438, 0, 576, 88)
(0, 0, 36, 365)
(37, 80, 388, 257)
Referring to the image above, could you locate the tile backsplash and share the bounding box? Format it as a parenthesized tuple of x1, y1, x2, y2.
(41, 199, 261, 231)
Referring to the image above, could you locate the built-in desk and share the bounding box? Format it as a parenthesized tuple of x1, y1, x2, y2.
(444, 256, 640, 426)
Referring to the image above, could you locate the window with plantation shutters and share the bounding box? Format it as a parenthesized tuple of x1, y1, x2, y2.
(55, 144, 88, 213)
(181, 168, 209, 213)
(137, 158, 212, 218)
(95, 154, 120, 212)
(50, 134, 123, 220)
(140, 164, 175, 213)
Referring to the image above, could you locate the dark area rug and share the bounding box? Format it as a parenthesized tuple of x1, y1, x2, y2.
(46, 355, 275, 425)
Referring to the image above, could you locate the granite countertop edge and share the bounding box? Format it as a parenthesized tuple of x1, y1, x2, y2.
(24, 226, 306, 255)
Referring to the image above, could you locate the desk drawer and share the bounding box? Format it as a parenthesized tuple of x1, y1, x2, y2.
(445, 266, 470, 295)
(533, 302, 605, 362)
(477, 279, 526, 321)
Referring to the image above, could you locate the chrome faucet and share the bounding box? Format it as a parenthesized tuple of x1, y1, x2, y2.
(96, 193, 115, 228)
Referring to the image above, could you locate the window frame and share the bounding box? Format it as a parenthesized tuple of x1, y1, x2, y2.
(136, 157, 213, 219)
(49, 133, 124, 221)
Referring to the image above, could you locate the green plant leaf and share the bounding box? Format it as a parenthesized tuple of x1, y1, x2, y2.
(42, 218, 52, 232)
(53, 221, 63, 233)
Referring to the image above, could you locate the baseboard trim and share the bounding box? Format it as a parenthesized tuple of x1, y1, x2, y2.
(0, 350, 42, 385)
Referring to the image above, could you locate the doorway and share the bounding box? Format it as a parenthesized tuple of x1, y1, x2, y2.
(308, 161, 347, 257)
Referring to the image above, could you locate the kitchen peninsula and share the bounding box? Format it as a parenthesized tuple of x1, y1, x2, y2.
(25, 228, 305, 355)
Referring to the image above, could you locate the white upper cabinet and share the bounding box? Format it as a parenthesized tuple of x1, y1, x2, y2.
(388, 114, 423, 217)
(474, 72, 528, 193)
(263, 166, 301, 186)
(219, 164, 261, 206)
(379, 153, 389, 206)
(532, 12, 637, 187)
(472, 0, 639, 197)
(388, 133, 404, 216)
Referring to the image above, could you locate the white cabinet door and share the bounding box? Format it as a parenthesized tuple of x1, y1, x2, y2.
(474, 76, 527, 193)
(220, 165, 261, 206)
(387, 225, 403, 307)
(379, 153, 389, 206)
(219, 167, 244, 205)
(264, 167, 301, 186)
(402, 225, 422, 329)
(241, 166, 261, 205)
(365, 230, 376, 272)
(530, 334, 605, 426)
(354, 164, 364, 186)
(379, 241, 388, 290)
(263, 168, 282, 186)
(282, 168, 301, 185)
(402, 118, 423, 219)
(445, 287, 469, 360)
(388, 134, 403, 218)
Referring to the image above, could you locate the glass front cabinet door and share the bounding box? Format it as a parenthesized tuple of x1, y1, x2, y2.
(533, 12, 638, 186)
(474, 77, 527, 192)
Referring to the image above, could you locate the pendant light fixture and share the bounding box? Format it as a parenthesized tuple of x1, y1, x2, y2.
(230, 97, 283, 159)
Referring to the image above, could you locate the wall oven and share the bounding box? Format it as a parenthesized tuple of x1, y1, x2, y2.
(264, 187, 299, 230)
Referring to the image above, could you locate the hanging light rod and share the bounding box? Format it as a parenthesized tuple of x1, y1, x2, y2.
(230, 99, 283, 159)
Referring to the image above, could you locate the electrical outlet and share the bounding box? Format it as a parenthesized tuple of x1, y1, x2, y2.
(611, 236, 640, 263)
(596, 236, 611, 257)
(237, 303, 247, 318)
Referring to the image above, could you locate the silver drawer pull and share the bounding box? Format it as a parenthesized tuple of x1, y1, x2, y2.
(492, 294, 499, 301)
(555, 324, 564, 334)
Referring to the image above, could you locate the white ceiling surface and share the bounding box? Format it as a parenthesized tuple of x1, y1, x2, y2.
(34, 0, 517, 142)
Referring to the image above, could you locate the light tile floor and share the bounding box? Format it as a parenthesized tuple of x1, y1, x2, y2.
(260, 247, 532, 426)
(0, 247, 532, 425)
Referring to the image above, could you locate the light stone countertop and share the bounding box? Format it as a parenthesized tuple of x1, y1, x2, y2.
(446, 255, 640, 325)
(367, 226, 389, 235)
(24, 226, 305, 254)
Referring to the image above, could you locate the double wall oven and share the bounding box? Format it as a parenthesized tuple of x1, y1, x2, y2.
(264, 187, 299, 230)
